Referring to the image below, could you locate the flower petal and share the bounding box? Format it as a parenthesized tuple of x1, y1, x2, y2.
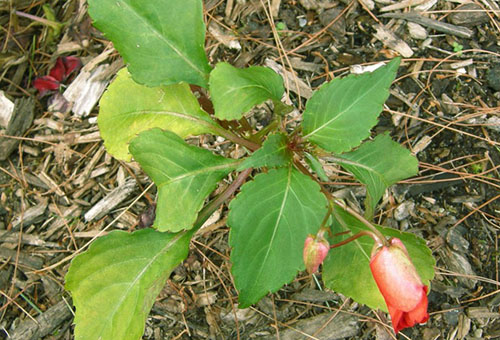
(33, 76, 60, 96)
(48, 57, 65, 82)
(61, 56, 81, 80)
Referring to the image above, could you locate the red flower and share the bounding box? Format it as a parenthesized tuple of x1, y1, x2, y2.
(370, 238, 429, 334)
(33, 56, 81, 96)
(303, 234, 329, 274)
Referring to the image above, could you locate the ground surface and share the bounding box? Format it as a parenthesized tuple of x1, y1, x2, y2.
(1, 0, 500, 339)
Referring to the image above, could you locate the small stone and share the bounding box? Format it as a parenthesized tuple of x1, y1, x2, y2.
(449, 4, 489, 27)
(486, 64, 500, 91)
(439, 247, 477, 289)
(442, 304, 460, 326)
(408, 22, 427, 40)
(394, 201, 414, 221)
(440, 93, 460, 115)
(446, 228, 470, 252)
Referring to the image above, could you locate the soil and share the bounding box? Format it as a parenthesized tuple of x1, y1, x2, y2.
(1, 0, 500, 339)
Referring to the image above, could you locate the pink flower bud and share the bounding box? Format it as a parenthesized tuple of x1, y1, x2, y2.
(370, 238, 429, 334)
(303, 234, 329, 274)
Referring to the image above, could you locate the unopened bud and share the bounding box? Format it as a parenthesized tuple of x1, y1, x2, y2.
(303, 234, 329, 274)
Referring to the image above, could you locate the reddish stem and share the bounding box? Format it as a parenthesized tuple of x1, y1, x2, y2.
(330, 230, 384, 250)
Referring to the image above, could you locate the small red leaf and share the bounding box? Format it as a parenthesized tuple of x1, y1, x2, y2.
(33, 76, 60, 96)
(48, 58, 65, 82)
(62, 56, 81, 80)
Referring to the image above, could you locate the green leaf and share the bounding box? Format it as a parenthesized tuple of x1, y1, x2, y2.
(129, 128, 237, 232)
(228, 167, 328, 307)
(88, 0, 211, 87)
(302, 58, 400, 153)
(209, 63, 284, 120)
(322, 206, 435, 312)
(304, 152, 330, 182)
(98, 69, 219, 161)
(336, 133, 418, 218)
(65, 228, 191, 340)
(237, 133, 292, 171)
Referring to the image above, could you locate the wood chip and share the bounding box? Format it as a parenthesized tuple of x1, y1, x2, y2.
(0, 230, 59, 248)
(373, 24, 414, 58)
(0, 97, 34, 161)
(11, 198, 48, 230)
(63, 64, 110, 117)
(380, 12, 474, 39)
(0, 246, 44, 269)
(380, 0, 427, 12)
(9, 299, 73, 340)
(208, 22, 241, 50)
(44, 204, 82, 239)
(271, 0, 281, 17)
(84, 178, 137, 222)
(0, 90, 14, 128)
(265, 58, 313, 99)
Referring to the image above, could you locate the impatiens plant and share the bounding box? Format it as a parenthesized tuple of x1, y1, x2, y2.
(65, 0, 435, 339)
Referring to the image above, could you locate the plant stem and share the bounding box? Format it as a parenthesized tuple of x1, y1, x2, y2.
(329, 230, 384, 250)
(292, 159, 389, 247)
(331, 199, 389, 247)
(211, 125, 260, 151)
(192, 168, 253, 232)
(253, 120, 279, 140)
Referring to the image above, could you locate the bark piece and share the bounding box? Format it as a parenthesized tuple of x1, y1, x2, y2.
(0, 97, 34, 161)
(0, 247, 44, 269)
(9, 299, 73, 340)
(11, 199, 48, 230)
(449, 3, 490, 27)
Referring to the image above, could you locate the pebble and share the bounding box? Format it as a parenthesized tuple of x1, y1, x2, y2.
(442, 304, 460, 326)
(449, 3, 490, 27)
(486, 64, 500, 91)
(394, 201, 414, 221)
(446, 228, 470, 253)
(408, 22, 427, 40)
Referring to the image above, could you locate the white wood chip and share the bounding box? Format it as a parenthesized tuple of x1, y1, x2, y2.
(208, 22, 241, 50)
(265, 58, 313, 99)
(0, 91, 14, 128)
(84, 178, 136, 222)
(63, 64, 110, 117)
(373, 24, 414, 58)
